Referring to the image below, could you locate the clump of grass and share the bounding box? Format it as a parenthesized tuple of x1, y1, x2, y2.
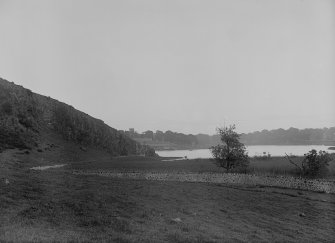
(242, 155, 335, 178)
(253, 152, 272, 160)
(245, 166, 300, 177)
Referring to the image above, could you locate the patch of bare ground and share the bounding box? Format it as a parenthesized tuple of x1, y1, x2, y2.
(1, 150, 335, 242)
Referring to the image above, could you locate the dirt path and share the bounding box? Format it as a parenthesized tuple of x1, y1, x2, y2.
(30, 164, 67, 171)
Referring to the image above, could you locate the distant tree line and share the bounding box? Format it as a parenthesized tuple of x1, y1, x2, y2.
(124, 127, 335, 148)
(240, 127, 335, 145)
(125, 129, 198, 146)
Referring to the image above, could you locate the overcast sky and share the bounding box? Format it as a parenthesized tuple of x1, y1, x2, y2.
(0, 0, 334, 134)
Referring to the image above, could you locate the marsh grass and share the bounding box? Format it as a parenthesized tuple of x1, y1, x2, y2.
(246, 155, 335, 178)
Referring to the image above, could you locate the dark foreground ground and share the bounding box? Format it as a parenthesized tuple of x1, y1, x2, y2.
(1, 147, 335, 242)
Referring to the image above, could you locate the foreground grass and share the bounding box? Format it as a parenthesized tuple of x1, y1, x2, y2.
(1, 149, 335, 242)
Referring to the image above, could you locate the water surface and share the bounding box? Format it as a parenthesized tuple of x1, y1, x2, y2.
(156, 145, 333, 159)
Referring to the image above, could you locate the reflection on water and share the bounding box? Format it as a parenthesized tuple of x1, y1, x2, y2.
(156, 145, 334, 159)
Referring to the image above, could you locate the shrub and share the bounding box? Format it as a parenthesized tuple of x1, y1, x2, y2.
(0, 127, 31, 150)
(144, 146, 157, 157)
(1, 102, 13, 115)
(17, 113, 35, 129)
(286, 149, 332, 177)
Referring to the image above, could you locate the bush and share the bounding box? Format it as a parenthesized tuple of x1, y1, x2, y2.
(0, 127, 31, 150)
(303, 150, 332, 177)
(144, 146, 157, 157)
(286, 149, 332, 177)
(17, 113, 35, 129)
(1, 102, 13, 115)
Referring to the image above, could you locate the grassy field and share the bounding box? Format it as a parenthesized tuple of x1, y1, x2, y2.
(248, 155, 335, 177)
(69, 154, 335, 178)
(1, 147, 335, 242)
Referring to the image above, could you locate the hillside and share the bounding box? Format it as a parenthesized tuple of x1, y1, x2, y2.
(0, 77, 155, 156)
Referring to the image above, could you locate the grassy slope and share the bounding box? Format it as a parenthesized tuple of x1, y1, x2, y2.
(1, 149, 335, 242)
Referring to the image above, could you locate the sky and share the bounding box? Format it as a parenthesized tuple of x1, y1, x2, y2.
(0, 0, 334, 135)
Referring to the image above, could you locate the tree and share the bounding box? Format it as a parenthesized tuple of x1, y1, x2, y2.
(143, 130, 154, 139)
(286, 149, 332, 177)
(210, 125, 249, 172)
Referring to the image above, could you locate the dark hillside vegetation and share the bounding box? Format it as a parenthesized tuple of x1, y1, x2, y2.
(0, 79, 40, 151)
(0, 77, 155, 156)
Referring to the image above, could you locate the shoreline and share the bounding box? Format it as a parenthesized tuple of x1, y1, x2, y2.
(156, 144, 335, 152)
